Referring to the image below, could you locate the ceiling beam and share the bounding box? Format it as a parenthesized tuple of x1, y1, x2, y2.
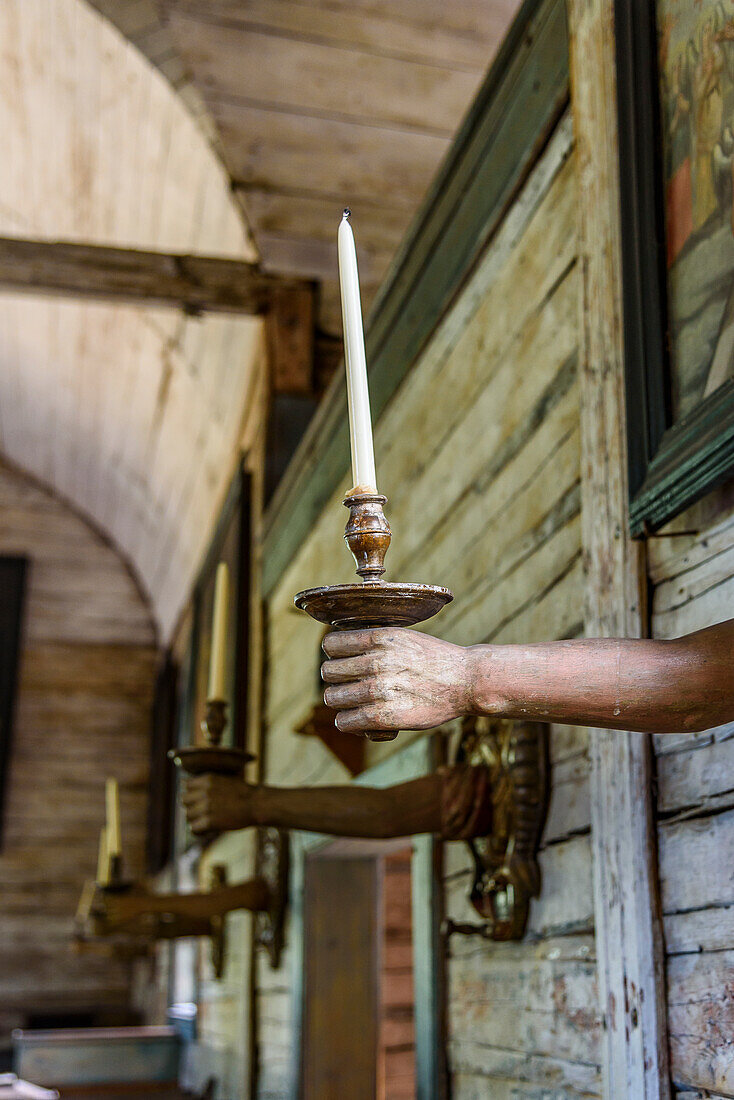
(0, 236, 314, 315)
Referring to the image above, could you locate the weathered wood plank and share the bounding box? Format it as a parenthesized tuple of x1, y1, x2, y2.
(664, 905, 734, 957)
(216, 101, 451, 209)
(675, 1091, 732, 1100)
(647, 503, 734, 587)
(448, 1043, 601, 1098)
(0, 236, 311, 315)
(656, 726, 734, 814)
(659, 809, 734, 917)
(266, 284, 315, 397)
(385, 259, 579, 582)
(568, 0, 670, 1094)
(164, 7, 483, 134)
(545, 753, 591, 840)
(446, 934, 601, 1064)
(653, 558, 734, 639)
(160, 0, 514, 71)
(451, 1069, 600, 1100)
(668, 951, 734, 1095)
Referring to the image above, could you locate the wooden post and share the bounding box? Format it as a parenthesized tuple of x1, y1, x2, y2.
(567, 2, 670, 1098)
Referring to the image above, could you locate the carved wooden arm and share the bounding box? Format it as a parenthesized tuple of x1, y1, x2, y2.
(182, 768, 493, 841)
(320, 620, 734, 736)
(78, 877, 269, 943)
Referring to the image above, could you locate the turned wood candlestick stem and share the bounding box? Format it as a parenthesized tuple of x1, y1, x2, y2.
(343, 491, 391, 582)
(202, 698, 227, 747)
(169, 698, 255, 781)
(294, 491, 453, 741)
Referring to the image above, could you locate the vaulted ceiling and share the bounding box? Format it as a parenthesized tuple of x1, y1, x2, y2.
(0, 0, 262, 638)
(0, 0, 522, 638)
(88, 0, 522, 332)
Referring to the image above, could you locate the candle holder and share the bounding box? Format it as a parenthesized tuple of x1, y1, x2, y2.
(169, 698, 255, 777)
(295, 491, 453, 741)
(104, 853, 133, 893)
(73, 849, 289, 978)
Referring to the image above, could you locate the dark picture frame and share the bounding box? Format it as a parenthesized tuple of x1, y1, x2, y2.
(146, 649, 179, 876)
(0, 555, 27, 849)
(616, 0, 734, 534)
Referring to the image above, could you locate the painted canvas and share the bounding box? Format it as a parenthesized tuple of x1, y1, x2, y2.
(658, 0, 734, 420)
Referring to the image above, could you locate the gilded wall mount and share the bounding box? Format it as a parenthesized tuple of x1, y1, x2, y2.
(455, 715, 549, 941)
(254, 826, 290, 969)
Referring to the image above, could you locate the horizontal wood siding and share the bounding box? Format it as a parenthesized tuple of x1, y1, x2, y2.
(647, 488, 734, 1097)
(258, 114, 596, 1097)
(0, 460, 157, 1041)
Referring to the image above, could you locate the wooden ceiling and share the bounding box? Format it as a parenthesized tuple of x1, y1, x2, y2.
(0, 0, 262, 638)
(89, 0, 523, 332)
(0, 0, 522, 637)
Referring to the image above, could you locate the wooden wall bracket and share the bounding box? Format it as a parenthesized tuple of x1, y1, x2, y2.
(295, 702, 366, 776)
(72, 858, 285, 978)
(454, 715, 549, 941)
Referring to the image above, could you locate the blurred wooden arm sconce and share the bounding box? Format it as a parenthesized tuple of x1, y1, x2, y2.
(73, 833, 289, 977)
(184, 716, 548, 943)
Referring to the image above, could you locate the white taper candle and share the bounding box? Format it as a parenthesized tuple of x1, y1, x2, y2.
(337, 210, 378, 493)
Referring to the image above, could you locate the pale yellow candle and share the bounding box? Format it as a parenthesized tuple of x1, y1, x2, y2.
(207, 562, 230, 701)
(105, 778, 121, 858)
(96, 827, 109, 885)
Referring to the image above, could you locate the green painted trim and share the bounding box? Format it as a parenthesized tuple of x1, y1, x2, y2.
(262, 0, 570, 596)
(630, 380, 734, 534)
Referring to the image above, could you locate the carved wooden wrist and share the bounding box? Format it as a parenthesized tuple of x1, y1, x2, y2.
(250, 784, 269, 828)
(464, 644, 504, 716)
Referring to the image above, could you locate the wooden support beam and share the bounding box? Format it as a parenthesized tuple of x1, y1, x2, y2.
(263, 283, 319, 504)
(0, 235, 313, 315)
(266, 284, 315, 396)
(568, 2, 671, 1098)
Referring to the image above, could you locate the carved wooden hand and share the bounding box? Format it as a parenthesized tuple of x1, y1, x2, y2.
(321, 627, 472, 734)
(183, 773, 261, 835)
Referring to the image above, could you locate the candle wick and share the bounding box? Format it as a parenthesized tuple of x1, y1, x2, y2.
(343, 207, 351, 219)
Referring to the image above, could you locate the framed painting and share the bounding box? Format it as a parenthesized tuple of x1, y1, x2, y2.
(616, 0, 734, 534)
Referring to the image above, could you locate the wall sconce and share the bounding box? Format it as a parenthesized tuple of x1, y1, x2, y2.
(182, 720, 547, 942)
(74, 830, 289, 976)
